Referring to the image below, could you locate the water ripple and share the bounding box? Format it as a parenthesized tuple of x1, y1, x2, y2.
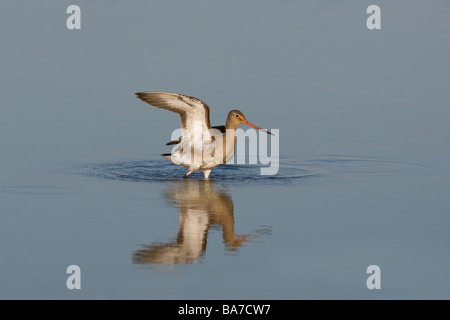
(79, 158, 316, 185)
(78, 155, 420, 186)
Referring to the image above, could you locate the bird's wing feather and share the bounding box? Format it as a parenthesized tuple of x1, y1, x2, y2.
(135, 92, 211, 129)
(211, 125, 226, 134)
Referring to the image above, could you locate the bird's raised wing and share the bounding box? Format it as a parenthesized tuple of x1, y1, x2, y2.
(135, 92, 215, 166)
(135, 91, 211, 133)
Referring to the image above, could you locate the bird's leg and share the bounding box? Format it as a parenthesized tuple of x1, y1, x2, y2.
(202, 169, 211, 180)
(184, 169, 194, 179)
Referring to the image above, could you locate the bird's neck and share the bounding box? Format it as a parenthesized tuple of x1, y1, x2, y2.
(221, 125, 238, 163)
(225, 118, 239, 131)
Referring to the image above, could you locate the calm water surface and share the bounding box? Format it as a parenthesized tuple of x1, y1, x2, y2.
(1, 1, 450, 299)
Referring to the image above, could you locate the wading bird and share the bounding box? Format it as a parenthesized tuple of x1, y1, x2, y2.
(135, 91, 272, 179)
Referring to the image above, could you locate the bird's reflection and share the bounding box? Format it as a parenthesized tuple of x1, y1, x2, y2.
(133, 180, 269, 266)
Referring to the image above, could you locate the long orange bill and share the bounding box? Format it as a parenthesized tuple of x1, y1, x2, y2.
(242, 120, 274, 135)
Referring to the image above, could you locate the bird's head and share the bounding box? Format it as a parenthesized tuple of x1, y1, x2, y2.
(227, 110, 273, 135)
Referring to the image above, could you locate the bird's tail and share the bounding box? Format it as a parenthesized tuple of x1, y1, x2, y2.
(165, 139, 180, 146)
(162, 153, 172, 162)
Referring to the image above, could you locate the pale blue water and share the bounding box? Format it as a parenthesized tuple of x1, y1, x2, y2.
(1, 1, 450, 299)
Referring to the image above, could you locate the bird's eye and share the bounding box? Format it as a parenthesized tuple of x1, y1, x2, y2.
(235, 114, 239, 118)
